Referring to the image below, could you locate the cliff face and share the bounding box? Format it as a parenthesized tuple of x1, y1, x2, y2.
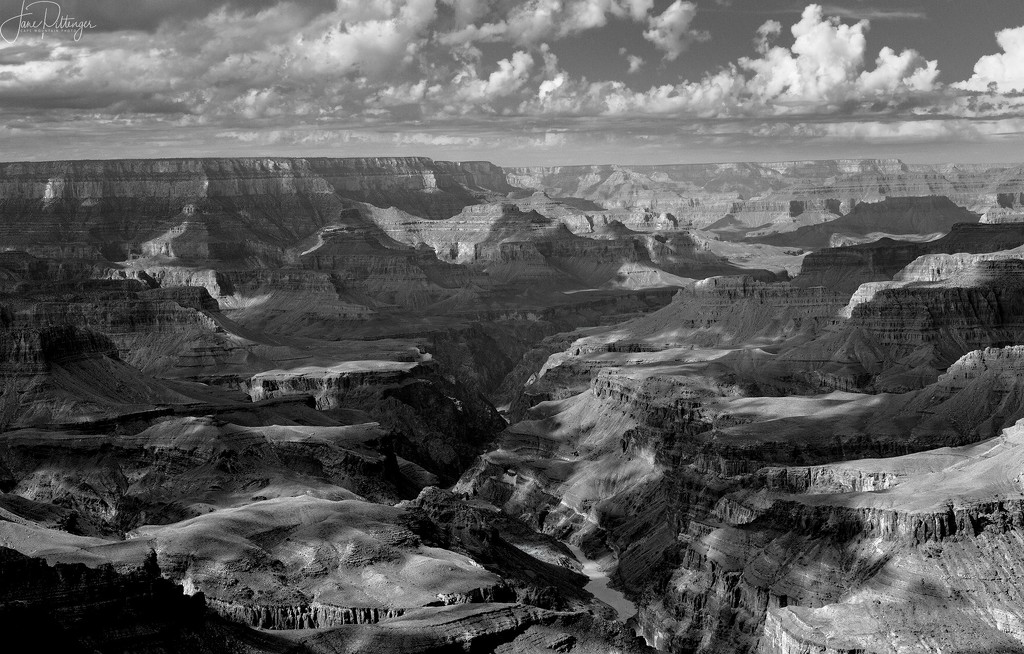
(246, 358, 506, 482)
(0, 158, 518, 341)
(783, 254, 1024, 393)
(505, 160, 1024, 233)
(9, 155, 1024, 653)
(795, 222, 1024, 292)
(0, 547, 237, 652)
(751, 195, 980, 248)
(0, 324, 117, 366)
(0, 157, 716, 354)
(569, 276, 848, 352)
(362, 202, 749, 289)
(465, 333, 1024, 654)
(0, 156, 510, 229)
(0, 157, 514, 281)
(0, 324, 210, 429)
(453, 212, 1024, 649)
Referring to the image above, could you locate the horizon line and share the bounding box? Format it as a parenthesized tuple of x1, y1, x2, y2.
(0, 155, 1022, 169)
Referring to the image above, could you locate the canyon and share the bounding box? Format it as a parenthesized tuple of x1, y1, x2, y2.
(4, 156, 1024, 653)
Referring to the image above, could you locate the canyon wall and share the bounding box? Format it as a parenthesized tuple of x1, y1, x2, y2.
(506, 160, 1024, 231)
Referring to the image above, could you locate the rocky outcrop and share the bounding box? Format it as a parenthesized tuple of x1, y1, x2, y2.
(981, 187, 1024, 224)
(933, 345, 1024, 395)
(758, 609, 880, 654)
(364, 202, 741, 289)
(137, 495, 506, 620)
(0, 416, 416, 535)
(891, 246, 1024, 283)
(0, 547, 224, 652)
(403, 487, 594, 611)
(847, 282, 1024, 357)
(298, 602, 656, 654)
(246, 359, 506, 482)
(207, 598, 405, 629)
(246, 362, 422, 407)
(506, 160, 1024, 234)
(792, 256, 1024, 392)
(569, 276, 847, 354)
(0, 324, 117, 366)
(591, 370, 709, 435)
(9, 294, 220, 337)
(0, 159, 511, 255)
(505, 160, 906, 231)
(750, 196, 980, 249)
(796, 222, 1024, 292)
(0, 321, 223, 430)
(13, 155, 1024, 654)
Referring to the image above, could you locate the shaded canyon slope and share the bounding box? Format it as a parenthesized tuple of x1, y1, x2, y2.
(5, 156, 1024, 653)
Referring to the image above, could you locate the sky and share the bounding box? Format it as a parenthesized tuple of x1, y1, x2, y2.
(1, 0, 1024, 165)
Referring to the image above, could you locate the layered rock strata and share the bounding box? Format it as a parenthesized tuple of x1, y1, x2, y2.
(796, 222, 1024, 292)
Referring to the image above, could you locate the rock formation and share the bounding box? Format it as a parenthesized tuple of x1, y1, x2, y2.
(7, 156, 1024, 653)
(0, 546, 291, 653)
(795, 222, 1024, 292)
(506, 160, 1024, 234)
(749, 196, 980, 249)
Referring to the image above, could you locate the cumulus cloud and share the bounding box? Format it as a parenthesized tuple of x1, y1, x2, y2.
(618, 48, 644, 74)
(955, 26, 1024, 93)
(452, 50, 535, 104)
(523, 3, 939, 118)
(643, 1, 709, 61)
(754, 19, 782, 54)
(1, 1, 1022, 163)
(439, 0, 656, 46)
(0, 1, 947, 126)
(0, 0, 440, 115)
(737, 4, 938, 109)
(859, 46, 939, 95)
(740, 5, 869, 105)
(439, 0, 489, 27)
(621, 0, 655, 22)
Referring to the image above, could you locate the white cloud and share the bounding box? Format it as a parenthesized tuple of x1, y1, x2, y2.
(858, 46, 939, 95)
(955, 25, 1024, 93)
(0, 1, 941, 125)
(740, 4, 867, 105)
(538, 73, 566, 100)
(622, 0, 654, 22)
(440, 0, 655, 46)
(643, 1, 709, 61)
(440, 0, 490, 27)
(4, 1, 1024, 163)
(527, 3, 938, 118)
(819, 6, 927, 21)
(754, 117, 1024, 144)
(754, 19, 782, 54)
(452, 50, 535, 104)
(736, 4, 938, 109)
